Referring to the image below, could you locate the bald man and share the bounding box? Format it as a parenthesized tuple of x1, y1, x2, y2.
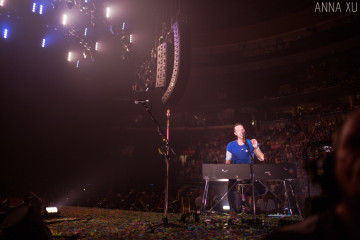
(334, 109, 360, 239)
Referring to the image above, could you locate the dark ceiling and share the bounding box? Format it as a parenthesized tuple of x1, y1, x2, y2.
(188, 0, 315, 33)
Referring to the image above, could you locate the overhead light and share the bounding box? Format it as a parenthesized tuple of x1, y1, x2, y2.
(32, 2, 36, 12)
(41, 38, 46, 47)
(3, 28, 8, 39)
(0, 0, 5, 7)
(106, 7, 110, 18)
(62, 14, 68, 25)
(67, 51, 72, 61)
(39, 5, 43, 15)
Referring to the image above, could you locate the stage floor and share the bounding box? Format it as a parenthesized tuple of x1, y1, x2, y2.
(46, 207, 301, 239)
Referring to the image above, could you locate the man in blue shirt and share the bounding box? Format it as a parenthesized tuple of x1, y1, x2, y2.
(226, 123, 264, 219)
(226, 123, 264, 164)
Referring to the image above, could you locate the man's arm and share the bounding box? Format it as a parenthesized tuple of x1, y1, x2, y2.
(251, 139, 265, 161)
(225, 150, 232, 164)
(254, 147, 265, 161)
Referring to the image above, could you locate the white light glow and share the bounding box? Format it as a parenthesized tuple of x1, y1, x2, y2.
(223, 205, 230, 210)
(42, 38, 46, 48)
(67, 52, 72, 61)
(32, 2, 36, 12)
(39, 5, 43, 14)
(0, 0, 5, 7)
(62, 14, 68, 25)
(95, 42, 99, 51)
(106, 7, 110, 18)
(85, 0, 88, 3)
(76, 60, 80, 68)
(217, 179, 229, 182)
(3, 28, 8, 39)
(122, 22, 125, 31)
(84, 28, 87, 36)
(46, 207, 58, 213)
(129, 34, 133, 43)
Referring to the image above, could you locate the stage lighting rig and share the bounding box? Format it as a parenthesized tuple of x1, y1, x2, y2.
(51, 0, 61, 9)
(80, 43, 95, 61)
(66, 0, 75, 10)
(133, 53, 156, 92)
(0, 0, 134, 68)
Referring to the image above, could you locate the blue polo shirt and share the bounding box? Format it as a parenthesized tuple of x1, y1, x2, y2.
(226, 139, 256, 164)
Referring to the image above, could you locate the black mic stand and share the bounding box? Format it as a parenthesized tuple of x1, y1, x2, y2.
(244, 138, 259, 223)
(137, 102, 181, 232)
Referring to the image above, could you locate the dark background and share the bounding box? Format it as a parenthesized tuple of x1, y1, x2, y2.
(0, 0, 359, 201)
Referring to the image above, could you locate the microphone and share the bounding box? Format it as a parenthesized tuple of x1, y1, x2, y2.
(242, 130, 246, 137)
(134, 99, 150, 104)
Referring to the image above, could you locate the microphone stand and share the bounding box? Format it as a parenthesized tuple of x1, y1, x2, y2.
(244, 138, 257, 221)
(137, 102, 179, 232)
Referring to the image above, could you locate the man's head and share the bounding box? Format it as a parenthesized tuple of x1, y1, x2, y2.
(234, 123, 246, 139)
(335, 110, 360, 206)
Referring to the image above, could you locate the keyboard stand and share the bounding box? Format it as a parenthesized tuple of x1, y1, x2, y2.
(201, 178, 241, 218)
(200, 176, 210, 216)
(282, 179, 303, 219)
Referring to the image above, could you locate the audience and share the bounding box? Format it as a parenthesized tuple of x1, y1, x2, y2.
(264, 109, 360, 240)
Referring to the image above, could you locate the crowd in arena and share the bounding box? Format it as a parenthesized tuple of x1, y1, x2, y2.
(274, 54, 360, 99)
